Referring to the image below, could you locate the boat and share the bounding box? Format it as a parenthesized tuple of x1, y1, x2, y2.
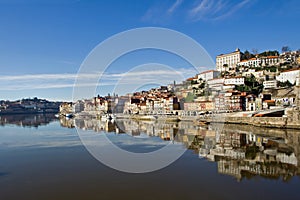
(63, 113, 74, 118)
(101, 114, 116, 121)
(138, 115, 157, 121)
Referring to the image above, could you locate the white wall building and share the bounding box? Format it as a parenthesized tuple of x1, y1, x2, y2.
(237, 56, 280, 68)
(197, 70, 220, 81)
(263, 80, 277, 89)
(276, 69, 300, 84)
(207, 78, 224, 91)
(224, 77, 245, 85)
(216, 48, 242, 72)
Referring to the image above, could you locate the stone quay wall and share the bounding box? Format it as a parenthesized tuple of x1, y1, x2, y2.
(211, 116, 300, 129)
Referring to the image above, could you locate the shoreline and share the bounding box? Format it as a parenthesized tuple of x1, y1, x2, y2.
(68, 111, 300, 130)
(114, 113, 300, 130)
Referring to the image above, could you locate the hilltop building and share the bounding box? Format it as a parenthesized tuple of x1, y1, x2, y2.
(216, 48, 242, 72)
(237, 56, 280, 68)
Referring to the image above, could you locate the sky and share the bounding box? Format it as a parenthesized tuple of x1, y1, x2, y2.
(0, 0, 299, 101)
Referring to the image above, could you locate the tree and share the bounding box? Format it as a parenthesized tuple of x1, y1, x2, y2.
(184, 93, 196, 103)
(241, 50, 255, 60)
(199, 82, 206, 89)
(259, 50, 279, 57)
(278, 80, 294, 88)
(251, 48, 258, 55)
(282, 46, 291, 53)
(235, 75, 263, 96)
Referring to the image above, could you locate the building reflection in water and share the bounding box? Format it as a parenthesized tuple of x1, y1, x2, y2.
(0, 114, 57, 127)
(60, 118, 300, 181)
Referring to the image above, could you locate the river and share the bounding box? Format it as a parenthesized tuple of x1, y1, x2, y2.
(0, 114, 299, 200)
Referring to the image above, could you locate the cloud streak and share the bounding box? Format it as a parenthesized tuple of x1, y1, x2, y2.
(0, 68, 197, 91)
(189, 0, 251, 21)
(168, 0, 184, 14)
(142, 0, 252, 23)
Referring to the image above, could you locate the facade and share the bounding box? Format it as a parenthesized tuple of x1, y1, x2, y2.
(224, 77, 245, 85)
(214, 91, 246, 111)
(245, 94, 256, 111)
(207, 78, 224, 91)
(197, 70, 220, 81)
(216, 48, 242, 72)
(183, 101, 215, 112)
(238, 58, 260, 68)
(59, 102, 73, 114)
(263, 80, 277, 89)
(276, 69, 300, 84)
(73, 101, 85, 113)
(237, 56, 280, 68)
(280, 50, 300, 63)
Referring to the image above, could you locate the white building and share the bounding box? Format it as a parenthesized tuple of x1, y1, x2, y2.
(207, 78, 224, 91)
(263, 80, 277, 89)
(224, 77, 245, 85)
(237, 56, 280, 68)
(260, 56, 280, 66)
(197, 70, 220, 81)
(237, 58, 260, 68)
(73, 101, 85, 113)
(216, 48, 242, 72)
(276, 69, 300, 84)
(280, 50, 300, 63)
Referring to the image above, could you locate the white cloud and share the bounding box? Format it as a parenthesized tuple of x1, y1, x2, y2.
(189, 0, 251, 21)
(0, 68, 198, 91)
(142, 0, 252, 23)
(168, 0, 184, 14)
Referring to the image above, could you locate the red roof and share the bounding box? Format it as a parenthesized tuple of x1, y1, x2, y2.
(282, 68, 300, 73)
(199, 70, 218, 74)
(267, 56, 279, 59)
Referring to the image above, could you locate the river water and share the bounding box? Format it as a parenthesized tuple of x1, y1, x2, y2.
(0, 114, 299, 200)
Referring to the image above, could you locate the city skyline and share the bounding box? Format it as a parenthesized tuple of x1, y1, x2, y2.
(0, 0, 299, 101)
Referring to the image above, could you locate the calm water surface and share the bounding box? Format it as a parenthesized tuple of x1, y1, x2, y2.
(0, 114, 299, 200)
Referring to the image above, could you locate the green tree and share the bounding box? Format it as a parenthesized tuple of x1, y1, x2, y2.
(278, 80, 294, 87)
(235, 75, 263, 96)
(184, 93, 196, 103)
(281, 46, 291, 53)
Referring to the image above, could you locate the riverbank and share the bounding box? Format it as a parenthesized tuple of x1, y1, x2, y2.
(204, 116, 300, 129)
(114, 113, 300, 129)
(71, 110, 300, 130)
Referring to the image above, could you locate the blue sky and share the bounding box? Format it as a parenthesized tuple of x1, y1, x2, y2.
(0, 0, 299, 101)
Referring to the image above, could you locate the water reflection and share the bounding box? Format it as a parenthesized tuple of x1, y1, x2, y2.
(60, 117, 300, 181)
(0, 114, 57, 127)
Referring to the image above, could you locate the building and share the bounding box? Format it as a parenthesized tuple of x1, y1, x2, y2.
(215, 91, 246, 111)
(237, 56, 280, 68)
(237, 58, 260, 68)
(216, 48, 242, 72)
(276, 69, 300, 84)
(59, 102, 73, 114)
(197, 70, 220, 81)
(224, 77, 245, 85)
(183, 101, 215, 112)
(245, 94, 257, 111)
(263, 80, 277, 89)
(207, 78, 224, 91)
(280, 50, 300, 63)
(73, 101, 85, 113)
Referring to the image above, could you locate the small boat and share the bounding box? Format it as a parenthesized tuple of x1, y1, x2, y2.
(65, 113, 74, 118)
(139, 115, 157, 121)
(101, 114, 115, 121)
